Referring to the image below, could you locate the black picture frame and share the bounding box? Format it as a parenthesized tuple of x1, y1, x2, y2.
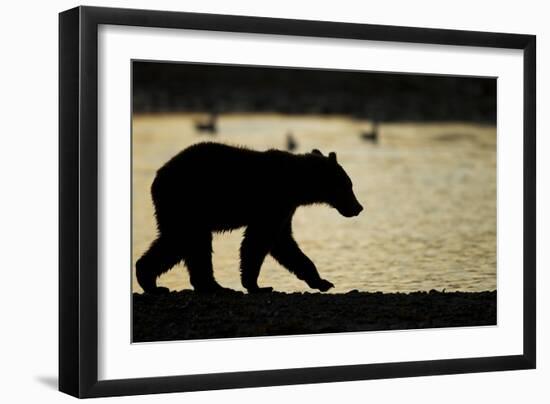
(59, 5, 536, 398)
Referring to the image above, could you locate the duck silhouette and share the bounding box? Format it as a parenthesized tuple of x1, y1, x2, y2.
(360, 120, 379, 144)
(195, 113, 218, 135)
(286, 132, 298, 152)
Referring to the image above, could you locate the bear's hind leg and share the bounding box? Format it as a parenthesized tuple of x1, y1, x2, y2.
(182, 230, 226, 293)
(136, 236, 183, 295)
(240, 224, 275, 293)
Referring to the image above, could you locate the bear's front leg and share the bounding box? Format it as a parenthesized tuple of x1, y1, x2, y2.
(270, 221, 334, 292)
(240, 224, 275, 293)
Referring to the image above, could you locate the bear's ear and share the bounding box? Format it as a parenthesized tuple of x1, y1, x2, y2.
(311, 149, 324, 156)
(328, 151, 337, 162)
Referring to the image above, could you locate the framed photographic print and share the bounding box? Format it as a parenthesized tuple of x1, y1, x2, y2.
(59, 6, 536, 398)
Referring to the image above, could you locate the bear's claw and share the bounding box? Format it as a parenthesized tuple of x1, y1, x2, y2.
(315, 279, 334, 292)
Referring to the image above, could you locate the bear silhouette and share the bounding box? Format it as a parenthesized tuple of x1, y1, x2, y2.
(136, 142, 363, 294)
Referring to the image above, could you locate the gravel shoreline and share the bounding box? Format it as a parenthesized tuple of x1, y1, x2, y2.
(132, 290, 496, 342)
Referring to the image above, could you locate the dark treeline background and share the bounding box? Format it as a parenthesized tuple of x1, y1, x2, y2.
(133, 61, 496, 123)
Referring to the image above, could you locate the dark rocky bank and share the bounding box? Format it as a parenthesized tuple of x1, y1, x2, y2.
(132, 290, 496, 342)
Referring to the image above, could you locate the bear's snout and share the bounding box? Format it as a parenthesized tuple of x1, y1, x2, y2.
(348, 203, 364, 217)
(338, 202, 363, 218)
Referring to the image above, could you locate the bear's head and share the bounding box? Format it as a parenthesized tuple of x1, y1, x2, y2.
(310, 149, 363, 218)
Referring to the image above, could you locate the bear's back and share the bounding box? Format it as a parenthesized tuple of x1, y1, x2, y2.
(157, 142, 296, 180)
(152, 142, 298, 203)
(161, 142, 262, 172)
(150, 142, 303, 231)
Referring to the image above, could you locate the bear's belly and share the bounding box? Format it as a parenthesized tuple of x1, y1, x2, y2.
(201, 207, 256, 232)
